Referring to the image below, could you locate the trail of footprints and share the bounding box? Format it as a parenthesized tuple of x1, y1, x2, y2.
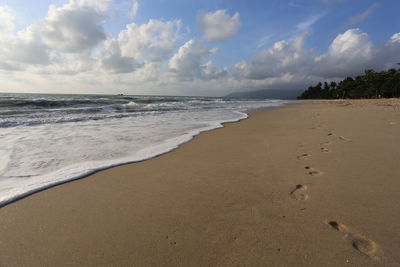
(291, 127, 381, 261)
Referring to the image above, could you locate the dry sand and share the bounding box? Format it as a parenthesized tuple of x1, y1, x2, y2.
(0, 99, 400, 266)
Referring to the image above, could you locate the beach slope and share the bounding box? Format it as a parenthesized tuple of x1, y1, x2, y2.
(0, 100, 399, 266)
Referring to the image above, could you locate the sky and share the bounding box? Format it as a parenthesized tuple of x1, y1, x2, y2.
(0, 0, 399, 96)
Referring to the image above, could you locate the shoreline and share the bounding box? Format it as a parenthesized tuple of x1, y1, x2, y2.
(0, 102, 289, 208)
(1, 99, 399, 266)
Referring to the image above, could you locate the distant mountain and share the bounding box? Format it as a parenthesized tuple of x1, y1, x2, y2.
(225, 89, 303, 99)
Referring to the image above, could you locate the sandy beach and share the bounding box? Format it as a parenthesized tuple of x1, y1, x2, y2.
(0, 99, 399, 266)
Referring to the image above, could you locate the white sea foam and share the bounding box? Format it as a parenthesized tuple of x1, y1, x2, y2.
(0, 94, 290, 206)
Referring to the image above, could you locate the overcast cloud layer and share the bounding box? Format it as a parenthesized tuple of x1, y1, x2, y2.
(0, 0, 399, 96)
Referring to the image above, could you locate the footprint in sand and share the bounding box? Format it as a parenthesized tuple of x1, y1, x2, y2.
(320, 147, 330, 153)
(297, 153, 311, 160)
(165, 235, 177, 246)
(320, 141, 331, 152)
(290, 184, 309, 200)
(304, 166, 322, 176)
(327, 221, 382, 260)
(339, 136, 352, 142)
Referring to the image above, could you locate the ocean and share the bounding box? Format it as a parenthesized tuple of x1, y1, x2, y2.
(0, 93, 289, 206)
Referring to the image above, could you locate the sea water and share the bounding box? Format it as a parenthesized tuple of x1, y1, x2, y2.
(0, 93, 289, 206)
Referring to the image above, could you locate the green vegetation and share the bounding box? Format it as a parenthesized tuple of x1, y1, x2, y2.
(298, 68, 400, 99)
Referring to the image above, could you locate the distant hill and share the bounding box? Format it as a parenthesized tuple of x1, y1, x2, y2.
(225, 89, 303, 99)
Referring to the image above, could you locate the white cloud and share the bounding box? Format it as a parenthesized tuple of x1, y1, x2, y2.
(99, 18, 182, 74)
(0, 6, 15, 33)
(130, 1, 139, 20)
(316, 29, 400, 77)
(100, 39, 137, 73)
(38, 1, 108, 53)
(390, 33, 400, 43)
(0, 1, 181, 77)
(202, 61, 227, 80)
(197, 9, 240, 42)
(233, 28, 400, 92)
(374, 32, 400, 69)
(235, 33, 313, 80)
(0, 0, 110, 71)
(315, 29, 374, 77)
(133, 62, 162, 82)
(118, 19, 181, 61)
(169, 40, 225, 81)
(70, 0, 112, 12)
(0, 0, 399, 97)
(33, 52, 95, 75)
(0, 26, 50, 67)
(348, 3, 380, 25)
(296, 13, 325, 31)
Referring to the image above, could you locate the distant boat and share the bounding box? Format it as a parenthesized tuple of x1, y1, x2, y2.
(117, 94, 124, 96)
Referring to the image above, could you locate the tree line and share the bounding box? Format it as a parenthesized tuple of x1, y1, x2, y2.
(297, 68, 400, 99)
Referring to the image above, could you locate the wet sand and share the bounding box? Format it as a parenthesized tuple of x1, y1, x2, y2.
(0, 99, 399, 266)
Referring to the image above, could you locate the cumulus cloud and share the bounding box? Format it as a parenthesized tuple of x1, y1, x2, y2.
(70, 0, 112, 12)
(99, 18, 181, 74)
(390, 33, 400, 43)
(0, 26, 50, 67)
(0, 0, 182, 77)
(1, 0, 399, 96)
(234, 33, 313, 80)
(0, 6, 15, 33)
(233, 28, 400, 92)
(0, 0, 110, 71)
(133, 62, 162, 82)
(38, 1, 108, 53)
(33, 52, 95, 75)
(314, 29, 400, 77)
(374, 32, 400, 69)
(315, 29, 374, 77)
(197, 9, 240, 42)
(201, 61, 227, 80)
(316, 29, 400, 76)
(169, 40, 226, 81)
(100, 39, 137, 73)
(118, 19, 181, 61)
